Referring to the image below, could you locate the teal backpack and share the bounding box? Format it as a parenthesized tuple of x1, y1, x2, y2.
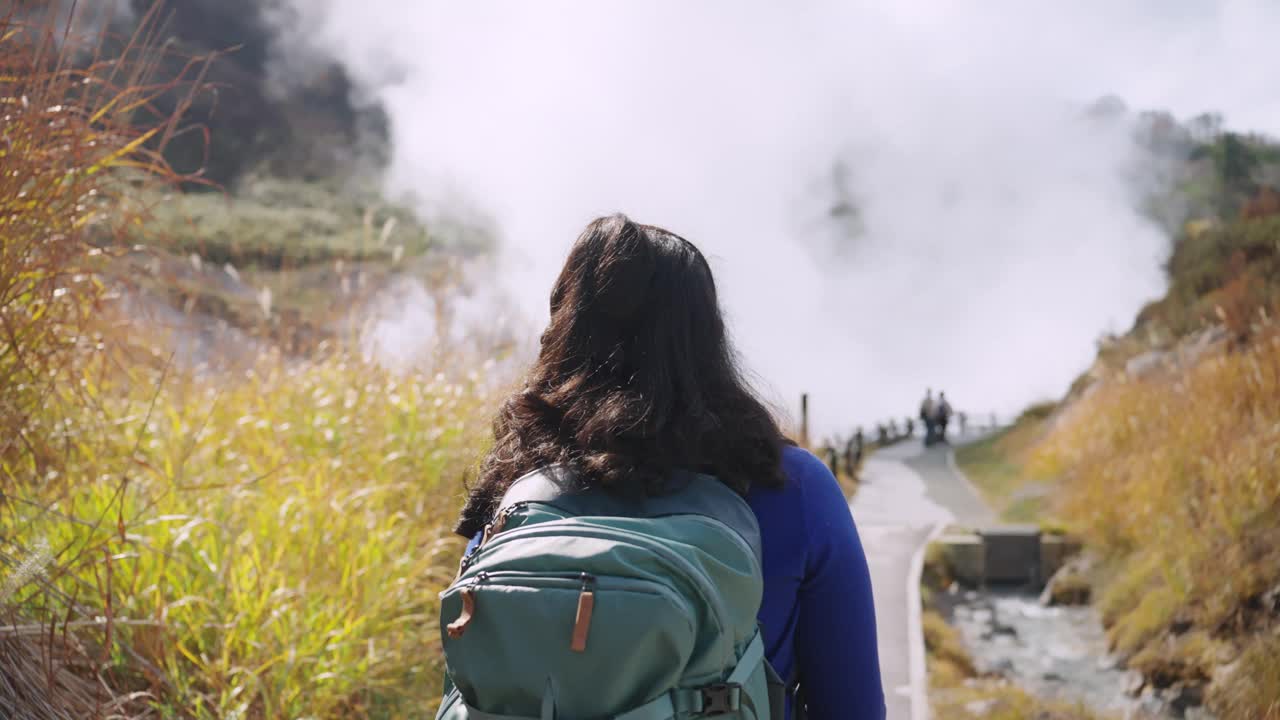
(435, 466, 785, 720)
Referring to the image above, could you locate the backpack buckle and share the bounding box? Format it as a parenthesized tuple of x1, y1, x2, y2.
(700, 683, 741, 715)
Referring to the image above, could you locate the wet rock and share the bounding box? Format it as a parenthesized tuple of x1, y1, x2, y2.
(1039, 534, 1084, 581)
(1126, 349, 1168, 378)
(1124, 670, 1147, 697)
(987, 622, 1018, 639)
(1039, 561, 1092, 606)
(964, 699, 996, 716)
(1162, 682, 1206, 715)
(1135, 690, 1166, 718)
(1262, 581, 1280, 615)
(1176, 325, 1229, 368)
(949, 589, 1185, 717)
(989, 658, 1016, 676)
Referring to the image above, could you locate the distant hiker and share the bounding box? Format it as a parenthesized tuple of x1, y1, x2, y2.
(443, 215, 885, 720)
(824, 443, 840, 478)
(919, 388, 936, 445)
(905, 417, 914, 438)
(853, 427, 865, 465)
(876, 423, 889, 445)
(958, 411, 968, 436)
(843, 436, 856, 476)
(934, 392, 954, 444)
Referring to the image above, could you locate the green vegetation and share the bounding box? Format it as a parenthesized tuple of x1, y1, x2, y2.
(121, 179, 495, 271)
(953, 404, 1055, 524)
(105, 178, 497, 355)
(1134, 213, 1280, 345)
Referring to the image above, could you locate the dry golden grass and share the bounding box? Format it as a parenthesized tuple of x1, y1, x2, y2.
(1031, 322, 1280, 716)
(7, 344, 495, 718)
(1215, 632, 1280, 720)
(923, 610, 974, 688)
(1, 5, 500, 718)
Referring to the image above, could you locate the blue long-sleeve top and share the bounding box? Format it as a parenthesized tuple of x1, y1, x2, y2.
(749, 445, 885, 720)
(461, 444, 884, 719)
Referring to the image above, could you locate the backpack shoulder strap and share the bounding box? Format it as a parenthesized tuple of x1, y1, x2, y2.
(497, 466, 763, 568)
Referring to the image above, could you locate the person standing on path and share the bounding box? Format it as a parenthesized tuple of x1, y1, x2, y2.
(450, 215, 885, 720)
(934, 392, 953, 444)
(919, 389, 936, 445)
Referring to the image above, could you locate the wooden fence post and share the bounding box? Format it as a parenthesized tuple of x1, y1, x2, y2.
(800, 393, 809, 448)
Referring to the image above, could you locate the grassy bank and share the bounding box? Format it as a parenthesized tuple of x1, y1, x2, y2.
(953, 402, 1056, 523)
(952, 166, 1280, 715)
(1033, 323, 1280, 718)
(954, 325, 1280, 718)
(6, 349, 492, 718)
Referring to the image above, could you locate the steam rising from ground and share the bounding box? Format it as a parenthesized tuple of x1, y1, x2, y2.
(281, 1, 1280, 436)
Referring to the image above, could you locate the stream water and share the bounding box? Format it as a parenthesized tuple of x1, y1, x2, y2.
(945, 589, 1214, 719)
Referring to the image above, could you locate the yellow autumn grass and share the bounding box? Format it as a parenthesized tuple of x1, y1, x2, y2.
(2, 5, 500, 717)
(8, 345, 494, 718)
(1031, 323, 1280, 717)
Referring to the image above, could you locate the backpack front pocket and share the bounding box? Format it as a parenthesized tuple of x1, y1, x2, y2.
(441, 572, 696, 719)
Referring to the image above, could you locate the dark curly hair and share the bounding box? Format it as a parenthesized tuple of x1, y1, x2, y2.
(455, 214, 787, 537)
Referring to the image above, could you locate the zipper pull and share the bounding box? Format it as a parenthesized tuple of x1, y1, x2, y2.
(446, 588, 475, 639)
(571, 573, 595, 653)
(481, 502, 524, 545)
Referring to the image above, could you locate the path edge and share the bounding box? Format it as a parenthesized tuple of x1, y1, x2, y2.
(944, 444, 993, 517)
(908, 443, 985, 720)
(906, 519, 946, 720)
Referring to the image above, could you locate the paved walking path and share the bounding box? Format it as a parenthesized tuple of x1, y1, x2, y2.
(849, 437, 995, 720)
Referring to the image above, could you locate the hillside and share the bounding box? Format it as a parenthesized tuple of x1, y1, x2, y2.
(957, 126, 1280, 718)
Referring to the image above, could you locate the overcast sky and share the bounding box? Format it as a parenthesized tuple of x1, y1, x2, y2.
(281, 0, 1280, 435)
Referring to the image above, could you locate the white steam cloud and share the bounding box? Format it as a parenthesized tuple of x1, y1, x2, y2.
(282, 0, 1280, 436)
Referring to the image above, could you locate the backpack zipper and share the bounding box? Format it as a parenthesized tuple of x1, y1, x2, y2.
(447, 570, 695, 654)
(455, 569, 695, 623)
(459, 501, 537, 576)
(481, 501, 529, 544)
(473, 522, 731, 641)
